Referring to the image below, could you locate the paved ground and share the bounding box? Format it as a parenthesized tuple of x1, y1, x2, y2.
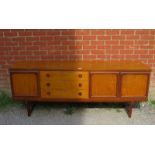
(0, 102, 155, 125)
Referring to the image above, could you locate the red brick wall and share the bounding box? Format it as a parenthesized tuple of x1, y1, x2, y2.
(0, 29, 155, 91)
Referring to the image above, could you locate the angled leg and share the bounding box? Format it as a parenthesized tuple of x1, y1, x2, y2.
(26, 102, 35, 117)
(126, 102, 133, 118)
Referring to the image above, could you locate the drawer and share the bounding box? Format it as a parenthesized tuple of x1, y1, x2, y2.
(40, 71, 89, 99)
(40, 71, 88, 81)
(41, 89, 88, 99)
(41, 80, 88, 90)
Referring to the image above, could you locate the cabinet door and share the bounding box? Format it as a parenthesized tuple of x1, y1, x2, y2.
(121, 73, 149, 97)
(90, 73, 118, 97)
(11, 72, 39, 97)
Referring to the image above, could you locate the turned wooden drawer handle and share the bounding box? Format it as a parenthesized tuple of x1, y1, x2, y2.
(46, 73, 50, 77)
(46, 83, 51, 87)
(78, 92, 82, 96)
(78, 74, 82, 78)
(47, 92, 51, 96)
(78, 83, 82, 87)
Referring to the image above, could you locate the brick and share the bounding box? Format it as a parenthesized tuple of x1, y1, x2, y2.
(52, 46, 68, 50)
(135, 40, 148, 45)
(69, 55, 83, 60)
(19, 32, 32, 36)
(140, 55, 153, 59)
(112, 46, 124, 49)
(83, 55, 96, 60)
(149, 41, 155, 45)
(150, 30, 155, 35)
(83, 36, 96, 40)
(41, 55, 54, 60)
(19, 41, 32, 46)
(120, 30, 134, 35)
(125, 55, 139, 59)
(91, 30, 104, 35)
(55, 36, 69, 40)
(135, 30, 150, 35)
(33, 41, 47, 46)
(75, 41, 89, 45)
(26, 46, 39, 50)
(0, 41, 5, 46)
(141, 35, 154, 40)
(33, 51, 47, 55)
(75, 30, 90, 35)
(13, 37, 25, 41)
(61, 30, 76, 35)
(91, 50, 105, 54)
(106, 50, 119, 54)
(69, 45, 82, 50)
(120, 41, 134, 45)
(12, 46, 25, 51)
(4, 32, 17, 37)
(62, 41, 75, 45)
(140, 45, 153, 49)
(126, 35, 140, 40)
(105, 41, 119, 45)
(48, 41, 61, 45)
(68, 36, 82, 40)
(83, 45, 96, 50)
(0, 46, 12, 50)
(40, 36, 54, 41)
(33, 32, 46, 36)
(120, 50, 133, 54)
(111, 55, 124, 59)
(0, 32, 3, 36)
(134, 50, 148, 54)
(149, 50, 155, 54)
(112, 36, 125, 40)
(97, 55, 109, 59)
(54, 55, 69, 60)
(105, 30, 120, 35)
(46, 31, 60, 35)
(91, 41, 104, 45)
(97, 46, 111, 49)
(13, 55, 27, 60)
(97, 36, 111, 40)
(27, 56, 41, 60)
(5, 41, 18, 46)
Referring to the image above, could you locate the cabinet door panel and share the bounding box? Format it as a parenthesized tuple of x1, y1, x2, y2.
(121, 73, 148, 97)
(11, 72, 38, 97)
(91, 73, 118, 97)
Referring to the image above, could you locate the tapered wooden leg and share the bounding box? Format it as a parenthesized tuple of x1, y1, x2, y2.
(26, 102, 34, 117)
(126, 103, 133, 118)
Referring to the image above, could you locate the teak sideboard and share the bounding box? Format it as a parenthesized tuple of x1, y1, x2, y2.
(9, 61, 151, 117)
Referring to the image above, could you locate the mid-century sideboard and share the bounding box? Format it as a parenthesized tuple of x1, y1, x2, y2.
(9, 61, 151, 117)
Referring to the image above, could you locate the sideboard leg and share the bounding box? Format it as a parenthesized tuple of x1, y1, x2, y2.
(26, 102, 34, 117)
(126, 103, 133, 118)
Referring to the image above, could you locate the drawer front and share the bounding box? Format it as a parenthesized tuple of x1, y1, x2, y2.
(40, 71, 89, 99)
(41, 80, 88, 90)
(41, 88, 88, 99)
(40, 71, 88, 81)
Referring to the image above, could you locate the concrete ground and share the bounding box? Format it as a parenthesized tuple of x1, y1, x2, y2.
(0, 102, 155, 125)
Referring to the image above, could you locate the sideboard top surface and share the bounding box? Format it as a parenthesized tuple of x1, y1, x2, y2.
(10, 60, 151, 71)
